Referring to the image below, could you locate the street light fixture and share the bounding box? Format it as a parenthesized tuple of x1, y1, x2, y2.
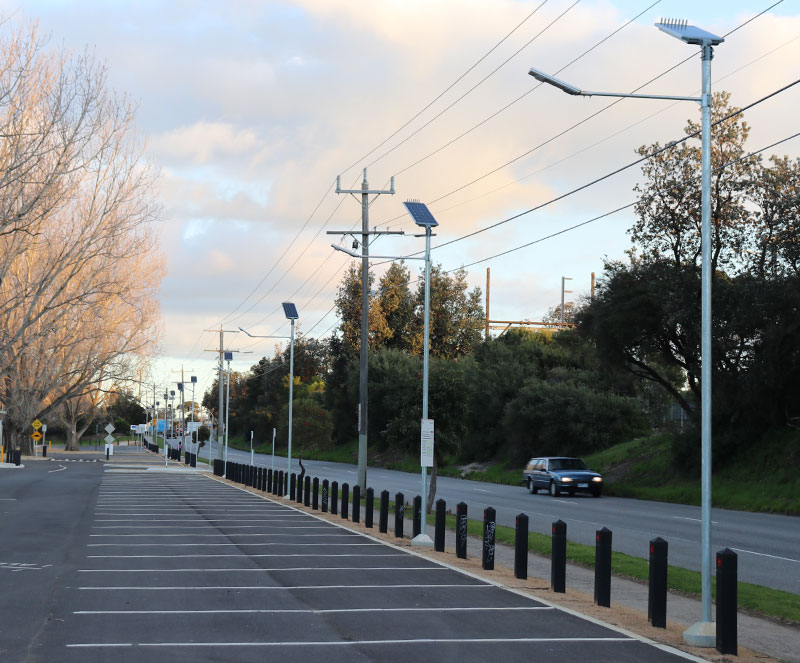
(282, 302, 299, 499)
(529, 18, 723, 647)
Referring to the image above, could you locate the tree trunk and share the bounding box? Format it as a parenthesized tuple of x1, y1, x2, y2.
(65, 423, 79, 451)
(426, 454, 438, 514)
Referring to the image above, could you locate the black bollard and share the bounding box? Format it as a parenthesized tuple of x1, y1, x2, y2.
(297, 475, 304, 504)
(413, 495, 422, 538)
(278, 470, 284, 495)
(312, 477, 319, 509)
(482, 507, 496, 571)
(321, 479, 329, 512)
(456, 502, 468, 559)
(515, 513, 529, 580)
(304, 476, 311, 506)
(552, 520, 567, 593)
(379, 490, 389, 533)
(267, 468, 273, 493)
(331, 481, 339, 515)
(648, 537, 668, 628)
(394, 492, 405, 538)
(290, 473, 297, 501)
(352, 485, 361, 523)
(594, 527, 612, 607)
(434, 499, 446, 552)
(341, 483, 349, 519)
(716, 548, 738, 655)
(365, 488, 374, 528)
(42, 445, 46, 458)
(106, 448, 109, 460)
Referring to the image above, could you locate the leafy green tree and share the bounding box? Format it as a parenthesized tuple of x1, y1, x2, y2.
(277, 398, 333, 452)
(377, 262, 415, 352)
(106, 389, 146, 428)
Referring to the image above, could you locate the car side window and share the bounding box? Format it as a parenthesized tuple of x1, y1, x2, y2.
(535, 460, 544, 471)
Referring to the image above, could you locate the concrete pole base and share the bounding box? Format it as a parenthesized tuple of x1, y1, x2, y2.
(683, 621, 716, 647)
(411, 533, 434, 547)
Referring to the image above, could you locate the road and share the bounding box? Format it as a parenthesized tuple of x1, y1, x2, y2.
(1, 450, 707, 662)
(194, 438, 800, 595)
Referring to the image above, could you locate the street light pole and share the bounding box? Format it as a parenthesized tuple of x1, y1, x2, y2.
(529, 18, 723, 646)
(560, 276, 572, 325)
(286, 316, 295, 497)
(223, 352, 232, 478)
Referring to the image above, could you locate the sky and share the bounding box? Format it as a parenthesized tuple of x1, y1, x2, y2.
(5, 0, 799, 403)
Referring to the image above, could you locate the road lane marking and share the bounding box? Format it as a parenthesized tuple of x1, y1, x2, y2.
(68, 637, 634, 648)
(672, 517, 719, 524)
(730, 548, 800, 564)
(48, 465, 67, 473)
(88, 542, 380, 547)
(78, 583, 492, 590)
(78, 566, 447, 572)
(90, 531, 351, 537)
(75, 606, 553, 615)
(87, 553, 407, 558)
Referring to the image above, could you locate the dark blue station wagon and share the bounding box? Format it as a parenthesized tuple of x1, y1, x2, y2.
(523, 456, 603, 497)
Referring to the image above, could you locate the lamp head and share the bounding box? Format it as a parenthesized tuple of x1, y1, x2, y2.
(528, 68, 582, 95)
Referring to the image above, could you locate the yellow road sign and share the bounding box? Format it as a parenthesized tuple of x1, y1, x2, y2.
(31, 431, 43, 441)
(32, 419, 42, 430)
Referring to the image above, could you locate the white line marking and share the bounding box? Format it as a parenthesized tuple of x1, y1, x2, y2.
(87, 542, 379, 547)
(48, 465, 67, 473)
(78, 566, 446, 573)
(730, 548, 800, 564)
(473, 488, 491, 493)
(90, 532, 355, 537)
(551, 499, 578, 505)
(87, 553, 406, 558)
(68, 637, 634, 648)
(671, 517, 719, 524)
(91, 525, 317, 529)
(75, 607, 553, 615)
(78, 583, 491, 590)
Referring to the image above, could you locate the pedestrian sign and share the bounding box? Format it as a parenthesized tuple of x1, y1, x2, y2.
(32, 419, 42, 430)
(31, 431, 43, 441)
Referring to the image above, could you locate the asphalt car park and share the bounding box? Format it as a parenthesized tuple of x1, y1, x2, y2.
(8, 450, 706, 663)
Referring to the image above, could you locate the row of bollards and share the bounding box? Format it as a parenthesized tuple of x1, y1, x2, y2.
(195, 450, 740, 657)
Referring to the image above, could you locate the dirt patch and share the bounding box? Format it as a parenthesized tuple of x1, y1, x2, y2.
(214, 475, 780, 663)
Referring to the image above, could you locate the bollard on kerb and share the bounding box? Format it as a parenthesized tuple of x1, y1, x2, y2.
(304, 476, 311, 506)
(379, 490, 389, 533)
(106, 448, 109, 461)
(352, 485, 361, 523)
(365, 488, 374, 528)
(394, 493, 404, 538)
(278, 471, 284, 495)
(331, 481, 339, 515)
(290, 473, 297, 500)
(267, 468, 273, 493)
(321, 479, 329, 512)
(312, 477, 319, 510)
(297, 475, 304, 504)
(716, 548, 738, 655)
(482, 507, 496, 571)
(648, 537, 668, 628)
(551, 520, 567, 593)
(434, 499, 446, 552)
(515, 513, 529, 580)
(594, 527, 612, 607)
(341, 483, 349, 519)
(456, 502, 468, 559)
(413, 495, 422, 538)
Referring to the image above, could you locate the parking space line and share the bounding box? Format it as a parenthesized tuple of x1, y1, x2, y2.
(75, 606, 553, 614)
(78, 583, 493, 590)
(87, 553, 408, 558)
(78, 566, 448, 572)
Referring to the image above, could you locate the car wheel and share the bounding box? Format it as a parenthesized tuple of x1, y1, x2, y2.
(592, 488, 602, 498)
(528, 480, 538, 494)
(549, 481, 560, 497)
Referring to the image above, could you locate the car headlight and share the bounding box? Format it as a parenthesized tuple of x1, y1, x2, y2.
(592, 476, 602, 482)
(561, 477, 572, 482)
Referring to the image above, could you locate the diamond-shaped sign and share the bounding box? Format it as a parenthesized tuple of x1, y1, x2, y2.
(104, 434, 115, 444)
(31, 431, 43, 441)
(32, 419, 42, 430)
(104, 423, 115, 434)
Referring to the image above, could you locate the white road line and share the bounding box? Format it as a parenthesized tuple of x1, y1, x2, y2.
(78, 583, 492, 590)
(91, 525, 316, 529)
(88, 542, 380, 547)
(90, 531, 349, 537)
(473, 488, 491, 493)
(48, 465, 67, 473)
(672, 517, 719, 524)
(78, 566, 446, 572)
(87, 553, 407, 558)
(551, 499, 579, 505)
(0, 498, 17, 501)
(730, 548, 800, 564)
(68, 637, 634, 648)
(75, 607, 553, 615)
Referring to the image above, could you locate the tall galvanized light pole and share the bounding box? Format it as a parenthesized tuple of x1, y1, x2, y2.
(529, 17, 723, 646)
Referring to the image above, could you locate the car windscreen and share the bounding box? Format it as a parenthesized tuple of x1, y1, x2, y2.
(549, 458, 589, 471)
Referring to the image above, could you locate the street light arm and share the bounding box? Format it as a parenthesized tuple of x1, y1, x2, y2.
(330, 243, 424, 261)
(238, 326, 289, 339)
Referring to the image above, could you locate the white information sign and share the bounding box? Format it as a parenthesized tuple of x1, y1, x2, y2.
(137, 424, 147, 434)
(420, 418, 434, 468)
(104, 423, 115, 434)
(104, 434, 115, 445)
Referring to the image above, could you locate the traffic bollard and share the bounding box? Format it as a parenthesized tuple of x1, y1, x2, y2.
(312, 477, 319, 510)
(552, 520, 567, 593)
(413, 495, 422, 538)
(648, 537, 668, 628)
(321, 479, 329, 512)
(331, 481, 339, 515)
(304, 476, 311, 506)
(515, 513, 528, 580)
(365, 488, 374, 528)
(352, 485, 361, 523)
(594, 527, 612, 607)
(394, 492, 404, 538)
(435, 499, 446, 552)
(456, 502, 468, 559)
(268, 469, 273, 493)
(379, 490, 389, 533)
(482, 507, 496, 570)
(341, 483, 349, 519)
(290, 473, 296, 500)
(716, 548, 738, 655)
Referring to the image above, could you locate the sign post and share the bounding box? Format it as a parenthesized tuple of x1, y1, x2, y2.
(104, 423, 115, 458)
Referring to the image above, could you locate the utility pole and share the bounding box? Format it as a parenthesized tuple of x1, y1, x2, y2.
(327, 168, 398, 491)
(560, 276, 573, 325)
(204, 328, 239, 461)
(485, 267, 491, 340)
(171, 365, 194, 452)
